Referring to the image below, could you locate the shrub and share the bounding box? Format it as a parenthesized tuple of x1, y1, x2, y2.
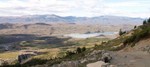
(119, 29, 126, 36)
(66, 51, 76, 57)
(148, 18, 150, 23)
(82, 47, 86, 52)
(123, 22, 150, 46)
(23, 58, 48, 66)
(76, 47, 82, 54)
(134, 26, 137, 29)
(143, 20, 147, 25)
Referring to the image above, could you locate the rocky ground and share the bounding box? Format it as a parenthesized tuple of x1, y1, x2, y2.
(47, 37, 150, 67)
(86, 38, 150, 67)
(111, 51, 150, 67)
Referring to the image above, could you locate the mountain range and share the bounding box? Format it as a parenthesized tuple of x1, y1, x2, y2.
(0, 14, 144, 25)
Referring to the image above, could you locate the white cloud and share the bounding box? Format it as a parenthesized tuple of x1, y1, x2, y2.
(100, 0, 150, 18)
(0, 0, 149, 18)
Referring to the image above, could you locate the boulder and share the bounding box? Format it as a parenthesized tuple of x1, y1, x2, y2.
(52, 61, 80, 67)
(87, 61, 117, 67)
(18, 53, 36, 63)
(101, 53, 112, 63)
(141, 45, 150, 53)
(87, 61, 109, 67)
(101, 63, 110, 67)
(109, 65, 117, 67)
(80, 59, 87, 63)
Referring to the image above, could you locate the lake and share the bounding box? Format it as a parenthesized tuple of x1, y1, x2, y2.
(64, 32, 118, 38)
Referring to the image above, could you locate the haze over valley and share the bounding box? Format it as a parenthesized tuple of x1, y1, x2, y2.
(0, 15, 143, 36)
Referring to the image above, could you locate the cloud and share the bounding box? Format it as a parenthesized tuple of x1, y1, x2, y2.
(104, 1, 150, 18)
(0, 0, 149, 18)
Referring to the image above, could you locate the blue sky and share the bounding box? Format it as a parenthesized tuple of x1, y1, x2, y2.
(0, 0, 149, 18)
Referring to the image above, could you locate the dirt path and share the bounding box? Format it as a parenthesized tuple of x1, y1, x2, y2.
(110, 51, 150, 67)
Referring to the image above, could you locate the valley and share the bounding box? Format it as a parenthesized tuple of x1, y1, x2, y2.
(0, 15, 147, 67)
(0, 0, 149, 67)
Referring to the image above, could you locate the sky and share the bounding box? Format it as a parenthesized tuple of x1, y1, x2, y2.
(0, 0, 149, 18)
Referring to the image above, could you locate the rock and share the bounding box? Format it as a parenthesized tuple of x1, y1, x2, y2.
(101, 53, 112, 63)
(86, 61, 117, 67)
(86, 61, 109, 67)
(141, 45, 150, 53)
(80, 59, 87, 63)
(0, 60, 9, 66)
(52, 61, 80, 67)
(18, 53, 36, 64)
(109, 65, 117, 67)
(101, 63, 110, 67)
(89, 50, 102, 56)
(87, 57, 96, 61)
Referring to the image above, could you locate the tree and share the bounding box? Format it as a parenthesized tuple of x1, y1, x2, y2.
(76, 47, 82, 54)
(119, 29, 122, 36)
(148, 18, 150, 23)
(66, 51, 75, 57)
(50, 27, 54, 35)
(143, 20, 147, 25)
(134, 26, 137, 29)
(82, 47, 86, 52)
(119, 29, 126, 36)
(119, 29, 123, 36)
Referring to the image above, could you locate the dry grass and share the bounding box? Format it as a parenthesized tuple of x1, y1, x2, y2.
(33, 48, 64, 59)
(0, 51, 19, 60)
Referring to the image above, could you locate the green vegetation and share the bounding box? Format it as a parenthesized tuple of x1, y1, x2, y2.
(0, 52, 19, 59)
(3, 18, 150, 67)
(82, 47, 86, 52)
(143, 20, 147, 25)
(0, 37, 113, 67)
(4, 47, 88, 67)
(148, 18, 150, 23)
(94, 36, 126, 51)
(94, 18, 150, 50)
(66, 38, 109, 48)
(143, 18, 150, 25)
(134, 25, 137, 29)
(124, 18, 150, 47)
(119, 29, 126, 36)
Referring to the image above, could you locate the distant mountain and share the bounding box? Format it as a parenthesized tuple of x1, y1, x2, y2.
(0, 15, 144, 25)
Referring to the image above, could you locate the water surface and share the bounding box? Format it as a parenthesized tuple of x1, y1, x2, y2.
(64, 32, 118, 38)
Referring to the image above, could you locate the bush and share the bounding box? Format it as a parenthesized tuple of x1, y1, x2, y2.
(143, 20, 147, 25)
(119, 29, 126, 36)
(134, 26, 137, 29)
(66, 51, 76, 57)
(123, 22, 150, 46)
(148, 18, 150, 23)
(76, 47, 82, 54)
(23, 58, 48, 66)
(82, 47, 86, 52)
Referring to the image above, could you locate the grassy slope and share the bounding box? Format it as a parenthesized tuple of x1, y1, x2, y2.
(0, 37, 109, 66)
(0, 51, 19, 59)
(4, 19, 150, 67)
(21, 19, 150, 67)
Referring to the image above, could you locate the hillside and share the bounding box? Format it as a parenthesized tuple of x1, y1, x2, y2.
(0, 23, 134, 36)
(0, 15, 143, 25)
(87, 18, 150, 67)
(1, 18, 149, 67)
